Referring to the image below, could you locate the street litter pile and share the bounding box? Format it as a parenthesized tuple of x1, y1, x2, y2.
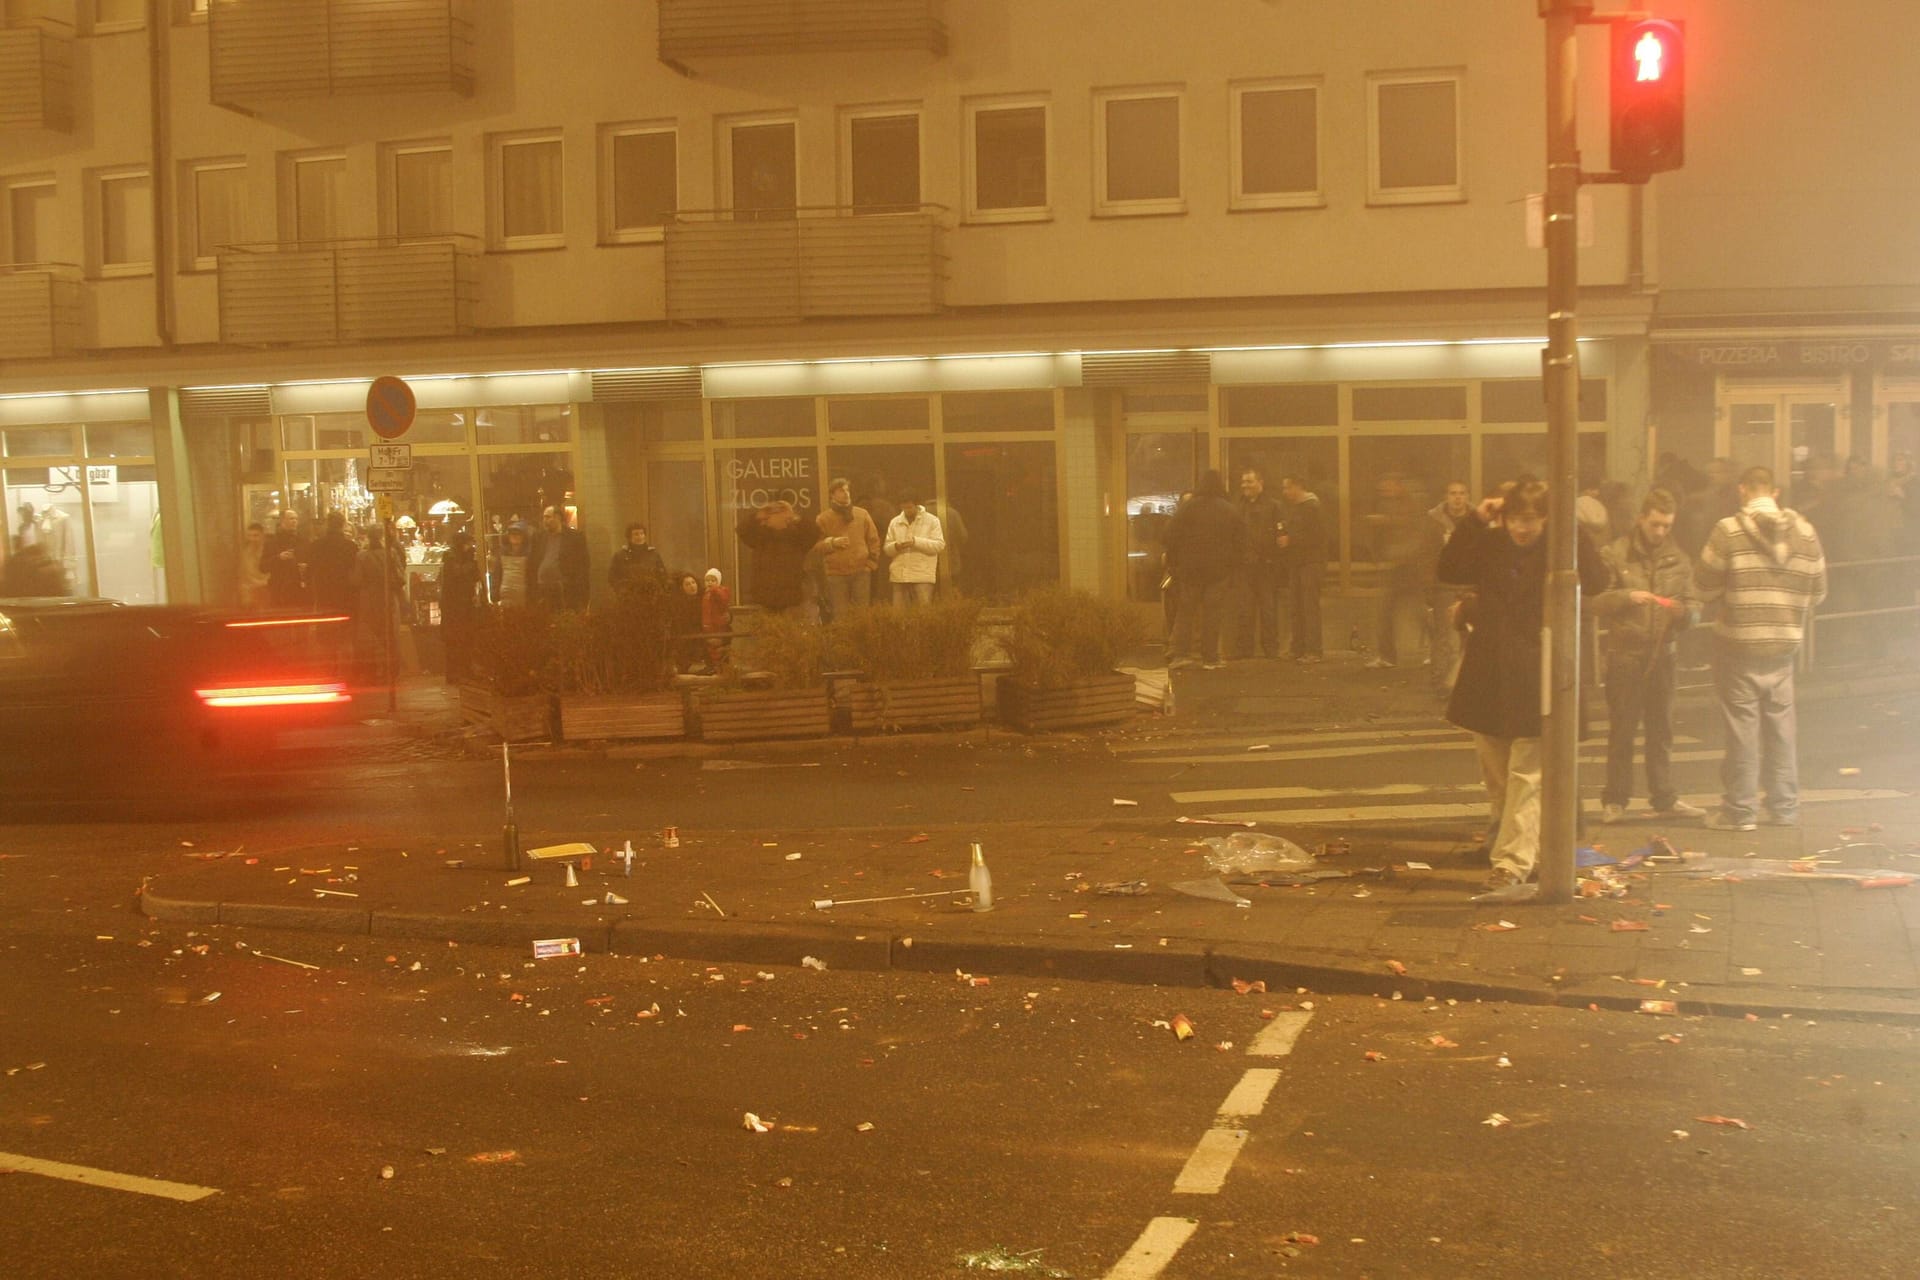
(1168, 831, 1382, 905)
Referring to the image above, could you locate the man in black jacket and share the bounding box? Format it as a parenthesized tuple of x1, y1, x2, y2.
(1279, 475, 1328, 662)
(261, 509, 309, 609)
(1164, 470, 1247, 670)
(1229, 467, 1286, 660)
(735, 500, 816, 616)
(529, 505, 591, 611)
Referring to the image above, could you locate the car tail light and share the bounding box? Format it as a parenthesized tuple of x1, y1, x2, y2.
(195, 682, 351, 708)
(223, 616, 351, 629)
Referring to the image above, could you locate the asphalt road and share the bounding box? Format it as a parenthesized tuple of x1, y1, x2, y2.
(3, 922, 1915, 1279)
(3, 685, 1917, 1277)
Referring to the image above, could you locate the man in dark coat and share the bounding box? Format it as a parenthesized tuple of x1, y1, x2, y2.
(1163, 470, 1247, 670)
(735, 500, 817, 615)
(1278, 475, 1329, 661)
(607, 522, 668, 594)
(1229, 467, 1286, 659)
(261, 509, 309, 609)
(1441, 478, 1608, 892)
(306, 512, 359, 617)
(529, 505, 591, 611)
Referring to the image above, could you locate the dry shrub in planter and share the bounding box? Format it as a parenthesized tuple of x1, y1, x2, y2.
(831, 599, 982, 683)
(470, 604, 553, 697)
(547, 581, 673, 696)
(729, 608, 825, 691)
(1002, 586, 1144, 689)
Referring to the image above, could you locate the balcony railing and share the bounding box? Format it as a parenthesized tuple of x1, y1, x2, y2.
(665, 206, 945, 325)
(658, 0, 946, 63)
(0, 264, 82, 360)
(217, 236, 477, 346)
(209, 0, 473, 109)
(0, 22, 73, 132)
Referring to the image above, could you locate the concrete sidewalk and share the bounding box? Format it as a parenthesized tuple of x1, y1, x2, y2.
(140, 813, 1920, 1024)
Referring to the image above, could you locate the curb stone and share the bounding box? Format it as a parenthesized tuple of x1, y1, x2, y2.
(136, 891, 1920, 1026)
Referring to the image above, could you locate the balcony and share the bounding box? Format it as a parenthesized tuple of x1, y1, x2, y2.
(209, 0, 473, 110)
(217, 237, 477, 346)
(657, 0, 945, 65)
(666, 207, 945, 325)
(0, 265, 82, 360)
(0, 22, 73, 132)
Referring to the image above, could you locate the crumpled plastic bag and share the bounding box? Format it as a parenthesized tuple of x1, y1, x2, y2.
(1198, 832, 1317, 874)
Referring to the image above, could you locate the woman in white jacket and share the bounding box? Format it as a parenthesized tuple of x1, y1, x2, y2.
(883, 494, 946, 607)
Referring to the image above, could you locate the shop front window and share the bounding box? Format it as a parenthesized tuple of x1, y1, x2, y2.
(3, 426, 75, 458)
(283, 457, 368, 530)
(717, 444, 820, 607)
(1349, 434, 1470, 570)
(827, 442, 934, 556)
(648, 459, 708, 578)
(712, 398, 815, 441)
(1225, 436, 1339, 565)
(4, 466, 91, 596)
(1481, 432, 1607, 496)
(283, 413, 367, 452)
(477, 404, 571, 447)
(941, 440, 1057, 600)
(1126, 432, 1204, 602)
(83, 462, 164, 605)
(480, 453, 574, 533)
(85, 423, 156, 457)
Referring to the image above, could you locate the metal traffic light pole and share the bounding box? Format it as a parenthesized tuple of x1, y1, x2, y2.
(1538, 0, 1588, 905)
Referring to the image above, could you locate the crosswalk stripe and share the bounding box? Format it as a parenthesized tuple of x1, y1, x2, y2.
(1174, 782, 1483, 804)
(1114, 726, 1460, 754)
(0, 1151, 219, 1202)
(1144, 742, 1714, 767)
(1200, 788, 1904, 827)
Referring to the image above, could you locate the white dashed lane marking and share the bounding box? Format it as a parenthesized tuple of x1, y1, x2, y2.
(1216, 1068, 1282, 1119)
(1248, 1010, 1314, 1058)
(1172, 1127, 1249, 1195)
(1103, 1217, 1200, 1280)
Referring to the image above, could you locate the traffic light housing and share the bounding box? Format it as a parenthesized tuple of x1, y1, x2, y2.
(1610, 17, 1685, 177)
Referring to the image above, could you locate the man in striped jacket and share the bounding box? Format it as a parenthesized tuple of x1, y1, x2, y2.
(1694, 466, 1828, 831)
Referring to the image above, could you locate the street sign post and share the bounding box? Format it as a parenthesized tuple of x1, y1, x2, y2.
(368, 467, 413, 492)
(371, 443, 412, 470)
(366, 375, 416, 441)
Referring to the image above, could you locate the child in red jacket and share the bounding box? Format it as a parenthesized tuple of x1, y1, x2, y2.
(701, 568, 732, 670)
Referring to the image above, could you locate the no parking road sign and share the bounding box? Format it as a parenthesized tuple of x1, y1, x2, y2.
(366, 375, 416, 441)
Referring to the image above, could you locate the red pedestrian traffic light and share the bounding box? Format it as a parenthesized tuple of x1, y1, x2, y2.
(1610, 16, 1685, 177)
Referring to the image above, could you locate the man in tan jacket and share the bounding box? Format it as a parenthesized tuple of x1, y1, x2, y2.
(814, 477, 881, 618)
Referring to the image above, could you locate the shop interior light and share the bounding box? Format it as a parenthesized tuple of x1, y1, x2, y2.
(195, 682, 351, 708)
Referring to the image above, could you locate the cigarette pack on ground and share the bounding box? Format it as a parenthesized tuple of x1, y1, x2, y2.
(526, 842, 598, 862)
(532, 937, 583, 959)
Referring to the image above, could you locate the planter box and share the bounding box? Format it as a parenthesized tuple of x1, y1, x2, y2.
(697, 688, 831, 742)
(997, 672, 1137, 732)
(557, 692, 687, 743)
(840, 676, 982, 734)
(459, 685, 552, 743)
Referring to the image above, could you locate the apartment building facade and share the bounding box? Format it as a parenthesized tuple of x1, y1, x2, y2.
(0, 0, 1912, 616)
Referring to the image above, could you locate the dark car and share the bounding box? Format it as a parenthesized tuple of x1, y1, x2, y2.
(0, 599, 359, 808)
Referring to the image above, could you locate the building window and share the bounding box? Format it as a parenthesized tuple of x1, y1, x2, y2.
(492, 131, 564, 249)
(283, 152, 346, 245)
(94, 168, 152, 276)
(842, 107, 920, 215)
(723, 117, 797, 221)
(1369, 71, 1464, 205)
(5, 177, 57, 263)
(965, 97, 1048, 222)
(183, 159, 245, 270)
(1231, 80, 1321, 210)
(382, 141, 453, 240)
(176, 0, 209, 22)
(1094, 88, 1182, 217)
(598, 123, 676, 244)
(89, 0, 144, 32)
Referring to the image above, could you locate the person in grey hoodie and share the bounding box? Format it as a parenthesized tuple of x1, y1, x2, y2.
(1694, 466, 1828, 831)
